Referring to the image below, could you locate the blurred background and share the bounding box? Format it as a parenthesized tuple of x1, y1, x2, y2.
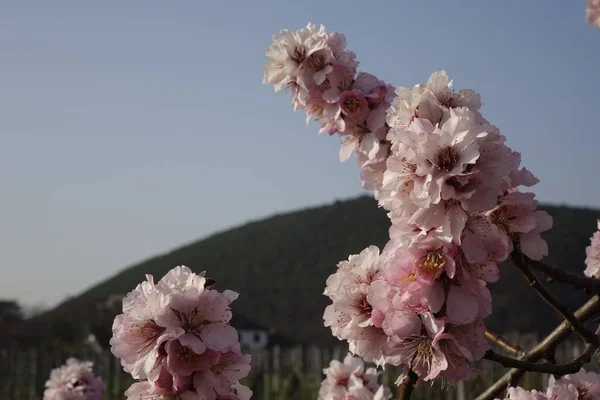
(1, 1, 599, 398)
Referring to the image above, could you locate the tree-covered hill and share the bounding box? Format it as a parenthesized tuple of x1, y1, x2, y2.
(32, 196, 600, 347)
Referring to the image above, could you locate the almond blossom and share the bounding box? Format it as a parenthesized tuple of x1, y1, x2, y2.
(318, 353, 389, 400)
(584, 220, 600, 278)
(266, 23, 555, 389)
(43, 358, 105, 400)
(587, 0, 600, 29)
(111, 266, 252, 400)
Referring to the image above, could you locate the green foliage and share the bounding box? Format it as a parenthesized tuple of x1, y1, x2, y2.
(33, 196, 600, 346)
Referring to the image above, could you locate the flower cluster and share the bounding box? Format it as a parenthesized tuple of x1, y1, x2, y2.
(587, 0, 600, 29)
(499, 368, 600, 399)
(584, 220, 600, 278)
(110, 266, 252, 400)
(264, 24, 553, 385)
(263, 23, 394, 193)
(318, 353, 392, 400)
(43, 358, 104, 400)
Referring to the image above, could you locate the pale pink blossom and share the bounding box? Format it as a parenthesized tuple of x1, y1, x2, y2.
(586, 0, 600, 29)
(193, 345, 252, 400)
(318, 353, 382, 400)
(546, 368, 600, 400)
(386, 71, 484, 129)
(124, 381, 199, 400)
(113, 266, 249, 398)
(388, 108, 509, 212)
(110, 275, 182, 380)
(156, 287, 239, 355)
(43, 358, 105, 400)
(323, 246, 384, 340)
(489, 191, 553, 260)
(263, 23, 329, 94)
(503, 387, 548, 400)
(322, 245, 389, 365)
(381, 312, 450, 381)
(584, 220, 600, 278)
(381, 241, 457, 315)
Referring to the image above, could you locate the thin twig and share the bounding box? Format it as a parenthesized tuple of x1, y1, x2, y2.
(475, 295, 600, 400)
(528, 259, 600, 292)
(397, 370, 418, 400)
(511, 249, 600, 347)
(483, 346, 597, 375)
(485, 330, 525, 357)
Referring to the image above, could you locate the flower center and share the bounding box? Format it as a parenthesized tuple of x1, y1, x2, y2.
(306, 52, 327, 71)
(354, 294, 373, 315)
(136, 320, 165, 353)
(343, 96, 362, 114)
(290, 45, 306, 63)
(433, 146, 459, 172)
(177, 346, 199, 364)
(438, 92, 462, 109)
(416, 250, 446, 278)
(489, 206, 516, 233)
(412, 337, 436, 373)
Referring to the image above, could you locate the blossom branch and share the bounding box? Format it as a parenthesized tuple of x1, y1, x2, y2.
(485, 330, 525, 357)
(527, 258, 600, 292)
(397, 370, 418, 400)
(475, 295, 600, 400)
(512, 248, 600, 347)
(482, 343, 597, 375)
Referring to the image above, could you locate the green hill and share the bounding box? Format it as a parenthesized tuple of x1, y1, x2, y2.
(32, 196, 600, 347)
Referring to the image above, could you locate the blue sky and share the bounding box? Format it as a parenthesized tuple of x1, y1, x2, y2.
(1, 1, 598, 308)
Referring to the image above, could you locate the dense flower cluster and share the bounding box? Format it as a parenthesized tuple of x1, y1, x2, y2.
(43, 358, 104, 400)
(110, 266, 252, 400)
(263, 23, 394, 193)
(584, 221, 600, 278)
(318, 353, 391, 400)
(264, 23, 553, 385)
(499, 368, 600, 399)
(587, 0, 600, 28)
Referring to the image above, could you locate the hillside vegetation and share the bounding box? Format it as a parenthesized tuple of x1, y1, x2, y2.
(34, 196, 600, 347)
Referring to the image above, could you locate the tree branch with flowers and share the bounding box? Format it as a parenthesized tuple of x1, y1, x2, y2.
(262, 23, 600, 400)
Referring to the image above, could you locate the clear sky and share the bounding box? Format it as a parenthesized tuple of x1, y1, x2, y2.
(1, 1, 598, 309)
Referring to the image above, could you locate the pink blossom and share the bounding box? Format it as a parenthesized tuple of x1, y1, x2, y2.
(193, 345, 252, 400)
(461, 213, 509, 265)
(156, 287, 239, 354)
(113, 266, 249, 398)
(586, 0, 600, 29)
(318, 353, 383, 400)
(504, 387, 548, 400)
(445, 271, 492, 325)
(43, 358, 105, 400)
(339, 90, 370, 122)
(124, 381, 199, 400)
(381, 312, 449, 381)
(584, 220, 600, 278)
(381, 241, 456, 314)
(546, 368, 600, 400)
(488, 191, 553, 260)
(110, 275, 182, 380)
(386, 71, 484, 129)
(349, 326, 390, 367)
(323, 246, 383, 340)
(263, 23, 329, 94)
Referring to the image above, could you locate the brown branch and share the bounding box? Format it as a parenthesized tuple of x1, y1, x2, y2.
(528, 259, 600, 292)
(475, 295, 600, 400)
(397, 370, 418, 400)
(485, 330, 525, 357)
(483, 345, 596, 375)
(511, 249, 600, 347)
